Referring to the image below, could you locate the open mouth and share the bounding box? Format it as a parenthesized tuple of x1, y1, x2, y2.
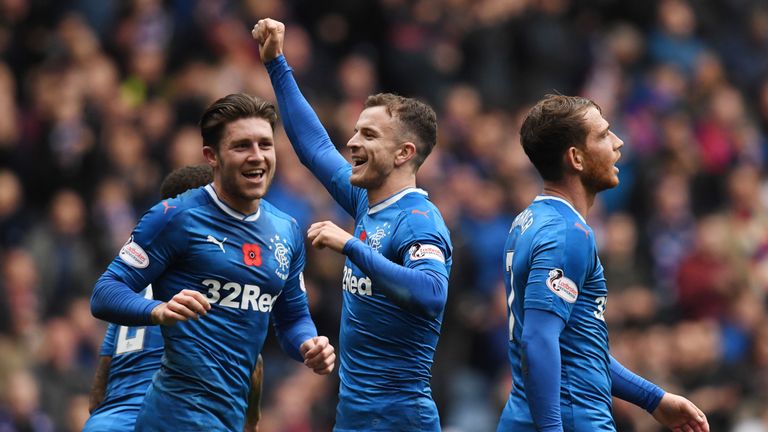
(351, 156, 368, 168)
(243, 169, 265, 180)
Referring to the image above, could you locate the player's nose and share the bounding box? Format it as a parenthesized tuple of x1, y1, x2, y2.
(346, 132, 363, 149)
(246, 147, 266, 163)
(613, 132, 624, 151)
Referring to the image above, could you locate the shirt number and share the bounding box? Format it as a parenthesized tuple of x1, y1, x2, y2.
(594, 296, 607, 321)
(116, 285, 153, 355)
(506, 251, 515, 341)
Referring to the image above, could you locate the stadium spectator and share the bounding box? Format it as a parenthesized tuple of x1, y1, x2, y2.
(2, 1, 768, 429)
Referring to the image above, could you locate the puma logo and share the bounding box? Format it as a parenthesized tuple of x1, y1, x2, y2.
(207, 235, 227, 253)
(411, 209, 430, 218)
(574, 222, 590, 238)
(162, 201, 177, 214)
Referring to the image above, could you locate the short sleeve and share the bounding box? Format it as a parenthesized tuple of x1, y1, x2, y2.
(393, 210, 451, 278)
(523, 218, 591, 322)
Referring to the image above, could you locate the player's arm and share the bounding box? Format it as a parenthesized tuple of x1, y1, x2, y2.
(89, 356, 111, 413)
(91, 270, 163, 326)
(521, 219, 587, 431)
(243, 354, 264, 432)
(344, 237, 446, 319)
(254, 19, 358, 215)
(89, 322, 119, 413)
(610, 356, 709, 431)
(308, 220, 449, 319)
(521, 308, 566, 432)
(271, 229, 335, 373)
(91, 202, 210, 326)
(610, 355, 664, 411)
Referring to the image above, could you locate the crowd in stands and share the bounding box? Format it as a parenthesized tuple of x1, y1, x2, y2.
(1, 0, 768, 430)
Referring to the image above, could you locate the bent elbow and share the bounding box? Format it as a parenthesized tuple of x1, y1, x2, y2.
(414, 295, 445, 321)
(90, 285, 106, 320)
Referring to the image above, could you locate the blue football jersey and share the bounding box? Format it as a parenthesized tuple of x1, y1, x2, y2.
(103, 185, 314, 431)
(327, 166, 452, 432)
(83, 287, 163, 432)
(498, 196, 613, 432)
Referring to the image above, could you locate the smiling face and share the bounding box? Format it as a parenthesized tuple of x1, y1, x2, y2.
(578, 107, 623, 193)
(204, 117, 276, 214)
(346, 106, 401, 190)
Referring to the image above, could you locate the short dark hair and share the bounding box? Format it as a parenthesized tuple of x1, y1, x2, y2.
(160, 164, 213, 199)
(199, 94, 278, 150)
(364, 93, 437, 169)
(520, 94, 601, 181)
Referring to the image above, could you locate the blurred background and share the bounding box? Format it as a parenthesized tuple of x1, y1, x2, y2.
(1, 0, 767, 430)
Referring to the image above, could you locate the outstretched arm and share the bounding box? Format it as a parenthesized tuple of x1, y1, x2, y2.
(254, 19, 357, 214)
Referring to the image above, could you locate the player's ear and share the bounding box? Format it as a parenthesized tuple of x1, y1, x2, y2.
(394, 142, 417, 168)
(203, 146, 219, 168)
(566, 146, 584, 172)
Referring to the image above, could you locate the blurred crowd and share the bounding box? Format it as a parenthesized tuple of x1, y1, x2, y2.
(1, 0, 768, 431)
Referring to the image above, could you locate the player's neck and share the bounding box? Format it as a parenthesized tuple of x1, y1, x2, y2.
(542, 180, 595, 218)
(211, 182, 261, 216)
(367, 174, 416, 206)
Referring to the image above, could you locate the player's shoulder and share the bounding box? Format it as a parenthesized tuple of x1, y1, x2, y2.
(147, 186, 210, 220)
(528, 198, 594, 246)
(132, 188, 210, 244)
(529, 197, 583, 225)
(387, 190, 452, 252)
(393, 190, 448, 226)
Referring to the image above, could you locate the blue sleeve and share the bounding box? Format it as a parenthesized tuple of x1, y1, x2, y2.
(343, 238, 447, 320)
(99, 324, 119, 356)
(91, 270, 162, 326)
(266, 55, 361, 216)
(521, 308, 566, 432)
(271, 224, 318, 362)
(90, 200, 185, 325)
(610, 355, 665, 412)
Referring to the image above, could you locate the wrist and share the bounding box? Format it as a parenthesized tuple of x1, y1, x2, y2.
(342, 237, 362, 255)
(150, 302, 165, 325)
(265, 54, 286, 68)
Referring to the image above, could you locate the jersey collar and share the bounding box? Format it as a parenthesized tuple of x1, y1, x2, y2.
(534, 195, 587, 225)
(368, 187, 428, 215)
(205, 184, 261, 222)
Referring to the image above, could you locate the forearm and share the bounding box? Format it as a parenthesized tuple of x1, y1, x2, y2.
(244, 355, 264, 430)
(343, 238, 447, 319)
(265, 55, 348, 185)
(273, 311, 317, 362)
(88, 356, 112, 413)
(90, 272, 161, 326)
(522, 309, 565, 432)
(610, 355, 665, 412)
